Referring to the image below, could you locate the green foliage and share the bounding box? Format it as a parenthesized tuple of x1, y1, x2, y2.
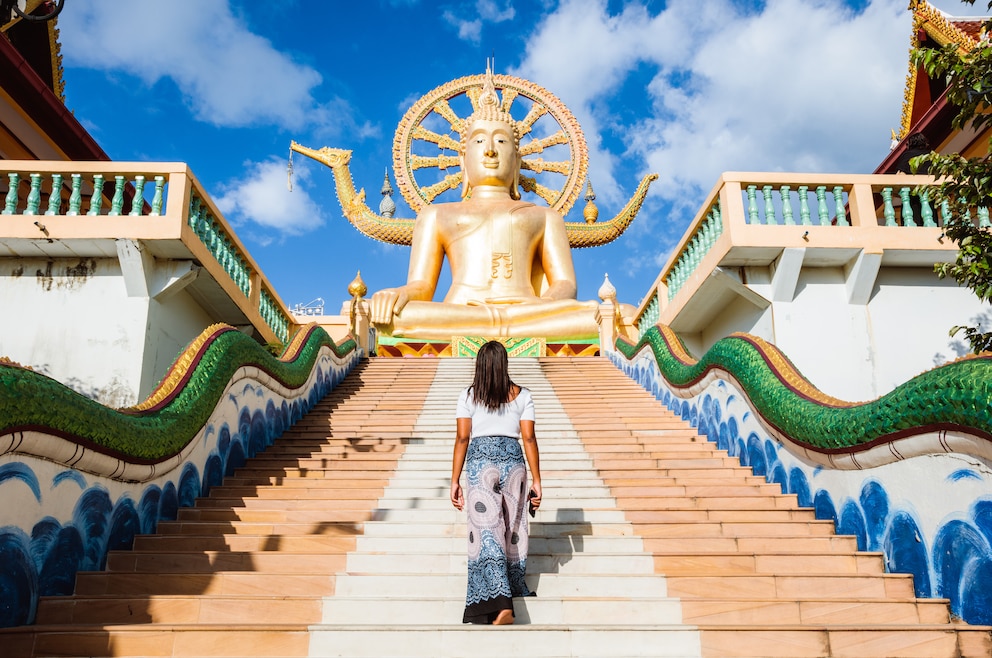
(912, 1, 992, 353)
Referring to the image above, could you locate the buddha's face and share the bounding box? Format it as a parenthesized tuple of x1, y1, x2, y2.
(461, 119, 519, 190)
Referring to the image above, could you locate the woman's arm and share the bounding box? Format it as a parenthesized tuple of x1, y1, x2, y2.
(451, 417, 471, 510)
(521, 419, 541, 509)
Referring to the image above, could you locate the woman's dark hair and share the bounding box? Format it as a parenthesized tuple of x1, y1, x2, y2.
(470, 341, 516, 412)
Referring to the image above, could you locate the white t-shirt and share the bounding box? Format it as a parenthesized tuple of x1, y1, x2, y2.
(456, 386, 535, 439)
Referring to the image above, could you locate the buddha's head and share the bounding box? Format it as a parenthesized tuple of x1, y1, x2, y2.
(459, 65, 521, 199)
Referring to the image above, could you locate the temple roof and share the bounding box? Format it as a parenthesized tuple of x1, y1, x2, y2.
(0, 2, 107, 160)
(899, 0, 985, 140)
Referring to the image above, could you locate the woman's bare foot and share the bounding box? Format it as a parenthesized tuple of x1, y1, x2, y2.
(492, 609, 514, 625)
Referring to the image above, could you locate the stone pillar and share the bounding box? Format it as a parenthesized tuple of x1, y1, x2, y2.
(596, 273, 619, 354)
(352, 299, 371, 355)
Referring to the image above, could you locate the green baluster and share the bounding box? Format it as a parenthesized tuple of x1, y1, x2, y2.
(798, 186, 811, 225)
(881, 187, 896, 226)
(188, 197, 201, 230)
(238, 261, 248, 295)
(833, 186, 848, 226)
(899, 187, 915, 226)
(25, 174, 42, 215)
(816, 186, 829, 225)
(67, 174, 82, 215)
(702, 215, 715, 250)
(209, 221, 220, 256)
(151, 176, 165, 215)
(762, 185, 775, 225)
(45, 174, 63, 215)
(3, 173, 19, 214)
(746, 185, 759, 224)
(941, 200, 951, 226)
(712, 199, 722, 233)
(218, 237, 228, 274)
(919, 190, 935, 227)
(780, 186, 794, 225)
(222, 238, 234, 275)
(109, 176, 125, 215)
(197, 209, 209, 241)
(979, 207, 991, 228)
(87, 175, 104, 215)
(129, 176, 145, 216)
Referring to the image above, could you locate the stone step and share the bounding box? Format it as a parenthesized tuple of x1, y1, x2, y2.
(0, 624, 311, 658)
(35, 594, 322, 625)
(359, 521, 640, 538)
(696, 625, 992, 658)
(665, 573, 917, 600)
(105, 550, 347, 573)
(190, 496, 616, 511)
(307, 624, 704, 658)
(333, 572, 668, 598)
(74, 571, 336, 596)
(319, 595, 684, 625)
(342, 551, 656, 575)
(678, 597, 951, 625)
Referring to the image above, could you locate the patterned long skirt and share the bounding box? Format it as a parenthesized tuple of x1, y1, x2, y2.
(462, 435, 534, 624)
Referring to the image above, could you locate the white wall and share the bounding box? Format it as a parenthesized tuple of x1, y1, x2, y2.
(867, 268, 979, 393)
(673, 262, 987, 402)
(0, 256, 215, 407)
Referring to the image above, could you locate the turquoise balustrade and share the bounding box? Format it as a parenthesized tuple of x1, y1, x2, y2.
(259, 288, 290, 343)
(188, 192, 255, 299)
(744, 184, 848, 226)
(637, 292, 660, 340)
(1, 164, 294, 345)
(0, 170, 167, 217)
(664, 200, 723, 301)
(634, 173, 966, 334)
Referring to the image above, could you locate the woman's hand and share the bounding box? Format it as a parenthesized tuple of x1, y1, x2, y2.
(450, 481, 465, 510)
(529, 480, 542, 511)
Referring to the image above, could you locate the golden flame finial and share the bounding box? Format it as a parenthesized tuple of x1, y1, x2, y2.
(460, 59, 520, 147)
(479, 57, 499, 110)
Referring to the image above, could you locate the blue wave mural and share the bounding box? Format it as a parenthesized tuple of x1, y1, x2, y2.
(612, 350, 992, 625)
(0, 356, 353, 628)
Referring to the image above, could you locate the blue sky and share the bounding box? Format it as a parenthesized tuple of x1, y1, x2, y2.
(56, 0, 981, 313)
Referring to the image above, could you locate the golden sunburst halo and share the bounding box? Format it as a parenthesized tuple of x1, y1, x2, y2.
(392, 73, 589, 217)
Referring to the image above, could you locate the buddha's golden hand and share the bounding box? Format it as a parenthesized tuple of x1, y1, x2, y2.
(369, 287, 410, 325)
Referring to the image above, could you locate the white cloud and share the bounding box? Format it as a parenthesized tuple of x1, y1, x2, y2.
(516, 0, 911, 207)
(214, 159, 325, 239)
(58, 2, 329, 130)
(927, 0, 991, 15)
(443, 0, 516, 44)
(513, 0, 921, 279)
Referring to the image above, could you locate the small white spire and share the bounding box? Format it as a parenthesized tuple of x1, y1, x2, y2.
(598, 273, 617, 302)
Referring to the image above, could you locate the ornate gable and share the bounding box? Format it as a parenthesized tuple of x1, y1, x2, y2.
(899, 0, 983, 139)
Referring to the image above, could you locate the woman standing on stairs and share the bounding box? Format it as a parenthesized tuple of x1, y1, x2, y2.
(451, 340, 542, 625)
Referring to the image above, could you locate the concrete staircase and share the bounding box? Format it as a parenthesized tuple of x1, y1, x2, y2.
(3, 356, 990, 657)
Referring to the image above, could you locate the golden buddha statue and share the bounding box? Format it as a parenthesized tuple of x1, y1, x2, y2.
(289, 65, 657, 343)
(368, 70, 600, 340)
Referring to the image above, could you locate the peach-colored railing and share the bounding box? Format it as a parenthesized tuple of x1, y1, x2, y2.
(634, 172, 964, 336)
(0, 161, 293, 344)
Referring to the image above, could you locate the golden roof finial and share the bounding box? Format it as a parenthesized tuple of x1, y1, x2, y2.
(348, 270, 367, 299)
(583, 178, 599, 224)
